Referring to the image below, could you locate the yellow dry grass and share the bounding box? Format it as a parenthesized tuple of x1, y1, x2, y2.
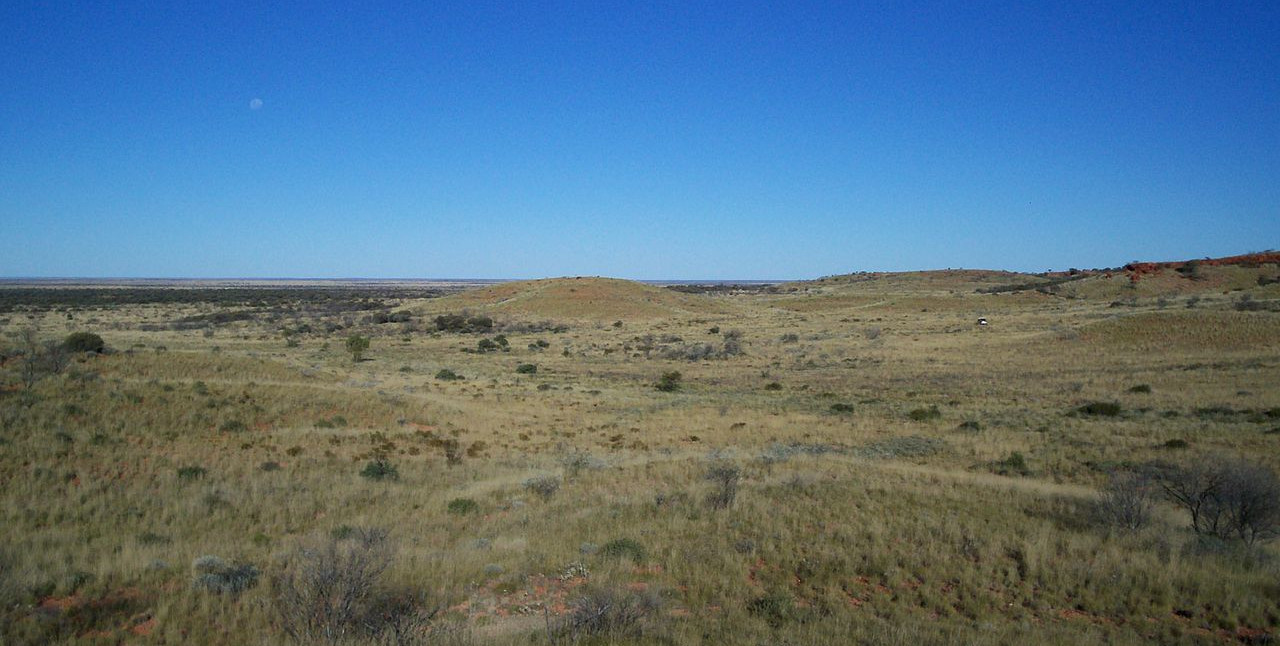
(1, 266, 1278, 645)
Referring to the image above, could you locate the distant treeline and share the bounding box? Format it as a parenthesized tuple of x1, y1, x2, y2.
(665, 284, 779, 295)
(0, 287, 449, 313)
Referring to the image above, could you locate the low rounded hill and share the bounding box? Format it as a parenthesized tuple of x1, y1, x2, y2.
(430, 277, 734, 320)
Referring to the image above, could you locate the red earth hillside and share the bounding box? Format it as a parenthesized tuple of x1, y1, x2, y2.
(1122, 251, 1280, 283)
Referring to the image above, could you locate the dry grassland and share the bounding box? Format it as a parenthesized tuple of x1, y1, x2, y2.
(1, 263, 1278, 644)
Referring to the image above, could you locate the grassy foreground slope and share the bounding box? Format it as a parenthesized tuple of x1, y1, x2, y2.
(0, 260, 1278, 644)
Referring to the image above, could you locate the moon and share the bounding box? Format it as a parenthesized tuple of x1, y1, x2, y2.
(249, 98, 264, 110)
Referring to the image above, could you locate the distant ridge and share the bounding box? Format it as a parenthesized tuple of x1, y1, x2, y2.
(430, 276, 735, 320)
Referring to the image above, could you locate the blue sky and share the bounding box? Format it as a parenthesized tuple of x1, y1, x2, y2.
(2, 1, 1277, 279)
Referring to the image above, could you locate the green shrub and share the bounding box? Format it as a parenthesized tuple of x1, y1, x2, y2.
(1077, 401, 1123, 417)
(515, 363, 537, 374)
(360, 459, 399, 482)
(992, 452, 1030, 476)
(600, 538, 646, 562)
(219, 419, 248, 433)
(747, 591, 795, 627)
(191, 555, 259, 595)
(345, 334, 370, 361)
(177, 465, 207, 480)
(957, 420, 982, 431)
(62, 332, 105, 353)
(763, 382, 782, 391)
(1128, 384, 1152, 393)
(435, 368, 462, 381)
(908, 405, 941, 421)
(829, 403, 854, 413)
(446, 498, 479, 515)
(655, 371, 682, 392)
(1163, 438, 1189, 449)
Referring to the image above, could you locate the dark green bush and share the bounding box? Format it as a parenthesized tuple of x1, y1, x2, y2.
(446, 498, 479, 515)
(1077, 401, 1123, 417)
(360, 459, 399, 482)
(829, 403, 854, 413)
(435, 369, 462, 381)
(63, 332, 105, 353)
(908, 405, 941, 421)
(747, 591, 795, 627)
(655, 371, 682, 392)
(992, 452, 1030, 476)
(515, 363, 537, 374)
(219, 419, 248, 433)
(177, 465, 207, 480)
(600, 538, 646, 562)
(1128, 384, 1152, 394)
(345, 334, 370, 361)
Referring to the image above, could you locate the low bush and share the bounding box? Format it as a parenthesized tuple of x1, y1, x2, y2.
(1077, 401, 1123, 417)
(858, 436, 946, 460)
(360, 459, 399, 482)
(344, 334, 370, 362)
(515, 363, 537, 374)
(705, 460, 741, 510)
(599, 538, 646, 562)
(1094, 470, 1156, 532)
(219, 419, 248, 433)
(435, 368, 463, 381)
(991, 452, 1031, 476)
(655, 371, 682, 392)
(62, 332, 105, 354)
(271, 528, 441, 644)
(191, 555, 259, 595)
(747, 591, 796, 627)
(524, 475, 561, 500)
(908, 405, 941, 421)
(446, 498, 478, 515)
(177, 465, 207, 480)
(552, 584, 664, 642)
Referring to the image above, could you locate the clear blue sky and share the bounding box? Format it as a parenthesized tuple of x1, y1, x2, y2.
(2, 1, 1277, 279)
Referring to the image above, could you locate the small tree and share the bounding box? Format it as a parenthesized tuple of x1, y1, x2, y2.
(42, 340, 69, 374)
(272, 528, 395, 643)
(345, 335, 370, 362)
(705, 460, 741, 510)
(1095, 470, 1156, 532)
(1157, 456, 1280, 545)
(17, 328, 41, 388)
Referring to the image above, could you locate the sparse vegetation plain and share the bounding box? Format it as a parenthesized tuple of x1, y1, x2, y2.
(1, 257, 1279, 644)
